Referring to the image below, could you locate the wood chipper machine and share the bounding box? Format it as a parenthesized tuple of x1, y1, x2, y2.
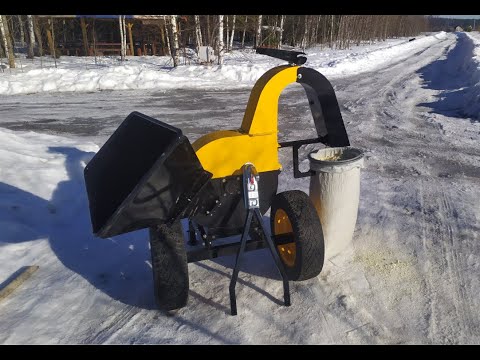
(84, 48, 350, 315)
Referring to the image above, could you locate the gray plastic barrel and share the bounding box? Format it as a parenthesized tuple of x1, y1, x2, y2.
(308, 147, 364, 259)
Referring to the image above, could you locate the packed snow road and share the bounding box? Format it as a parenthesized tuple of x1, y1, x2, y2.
(0, 32, 479, 344)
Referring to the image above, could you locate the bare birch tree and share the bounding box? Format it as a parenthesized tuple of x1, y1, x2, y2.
(206, 15, 211, 47)
(33, 16, 43, 61)
(0, 15, 15, 68)
(278, 15, 285, 48)
(217, 15, 224, 65)
(122, 16, 127, 58)
(168, 15, 179, 67)
(17, 16, 25, 46)
(225, 15, 230, 52)
(301, 15, 309, 50)
(194, 15, 203, 52)
(26, 15, 35, 58)
(330, 15, 335, 47)
(255, 15, 262, 48)
(229, 14, 236, 51)
(119, 15, 125, 61)
(241, 16, 247, 48)
(163, 17, 171, 56)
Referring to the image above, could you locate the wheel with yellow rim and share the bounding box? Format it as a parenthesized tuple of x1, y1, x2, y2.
(149, 221, 189, 311)
(270, 190, 325, 281)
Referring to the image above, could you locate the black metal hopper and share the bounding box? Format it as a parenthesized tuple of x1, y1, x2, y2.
(84, 111, 212, 238)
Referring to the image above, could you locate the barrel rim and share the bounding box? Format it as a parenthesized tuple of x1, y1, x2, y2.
(308, 146, 364, 166)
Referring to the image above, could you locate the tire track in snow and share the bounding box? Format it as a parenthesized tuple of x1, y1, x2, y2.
(438, 185, 475, 342)
(81, 306, 140, 344)
(414, 35, 479, 344)
(334, 32, 480, 344)
(369, 33, 477, 343)
(418, 178, 476, 344)
(335, 36, 453, 134)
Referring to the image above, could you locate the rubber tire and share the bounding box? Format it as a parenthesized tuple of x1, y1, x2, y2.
(270, 190, 325, 281)
(149, 221, 189, 311)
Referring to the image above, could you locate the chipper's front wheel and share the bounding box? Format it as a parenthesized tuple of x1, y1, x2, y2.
(149, 221, 189, 311)
(270, 190, 325, 281)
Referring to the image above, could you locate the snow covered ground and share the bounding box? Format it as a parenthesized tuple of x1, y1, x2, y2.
(0, 31, 479, 344)
(0, 33, 443, 96)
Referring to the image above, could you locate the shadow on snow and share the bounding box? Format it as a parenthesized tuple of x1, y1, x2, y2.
(0, 146, 280, 310)
(1, 146, 156, 309)
(416, 32, 480, 122)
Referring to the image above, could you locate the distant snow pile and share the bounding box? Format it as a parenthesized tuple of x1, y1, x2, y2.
(0, 32, 447, 96)
(464, 32, 480, 118)
(434, 31, 447, 40)
(0, 59, 276, 96)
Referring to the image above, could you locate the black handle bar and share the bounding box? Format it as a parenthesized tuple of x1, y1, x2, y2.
(255, 47, 307, 65)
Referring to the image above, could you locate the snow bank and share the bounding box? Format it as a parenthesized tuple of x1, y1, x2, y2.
(308, 33, 445, 78)
(464, 32, 480, 118)
(0, 128, 98, 200)
(0, 33, 447, 96)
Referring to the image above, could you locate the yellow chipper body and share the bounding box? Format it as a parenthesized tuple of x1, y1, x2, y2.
(84, 48, 350, 315)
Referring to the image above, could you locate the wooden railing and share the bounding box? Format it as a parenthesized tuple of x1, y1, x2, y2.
(89, 42, 123, 56)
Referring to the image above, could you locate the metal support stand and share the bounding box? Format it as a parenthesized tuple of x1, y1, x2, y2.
(229, 164, 291, 316)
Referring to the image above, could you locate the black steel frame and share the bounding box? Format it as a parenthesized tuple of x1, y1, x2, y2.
(228, 208, 290, 316)
(279, 136, 328, 178)
(187, 231, 294, 263)
(185, 162, 296, 316)
(255, 47, 307, 65)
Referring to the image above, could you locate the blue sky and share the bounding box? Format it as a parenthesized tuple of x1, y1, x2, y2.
(437, 15, 480, 19)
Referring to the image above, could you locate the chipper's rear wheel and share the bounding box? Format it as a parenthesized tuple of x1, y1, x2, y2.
(149, 221, 189, 311)
(270, 190, 325, 281)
